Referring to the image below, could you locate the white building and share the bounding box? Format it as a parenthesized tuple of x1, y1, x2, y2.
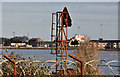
(11, 43, 26, 47)
(69, 34, 85, 46)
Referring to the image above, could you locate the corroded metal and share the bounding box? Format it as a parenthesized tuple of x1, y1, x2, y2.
(51, 7, 72, 75)
(63, 7, 72, 27)
(3, 54, 16, 77)
(69, 54, 84, 77)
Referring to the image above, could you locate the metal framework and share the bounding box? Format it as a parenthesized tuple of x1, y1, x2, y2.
(51, 7, 72, 75)
(69, 54, 84, 77)
(3, 54, 16, 77)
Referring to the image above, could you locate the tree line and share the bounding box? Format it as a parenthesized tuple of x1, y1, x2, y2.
(0, 36, 29, 46)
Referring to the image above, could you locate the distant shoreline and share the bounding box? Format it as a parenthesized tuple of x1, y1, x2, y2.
(1, 47, 52, 50)
(1, 47, 120, 51)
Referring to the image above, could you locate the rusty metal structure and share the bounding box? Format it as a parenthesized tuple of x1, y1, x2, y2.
(69, 54, 84, 77)
(51, 7, 72, 75)
(3, 54, 16, 77)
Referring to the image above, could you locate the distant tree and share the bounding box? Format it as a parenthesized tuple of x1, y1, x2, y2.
(10, 36, 29, 43)
(10, 37, 22, 43)
(21, 36, 29, 42)
(4, 39, 10, 46)
(1, 37, 11, 46)
(0, 38, 2, 44)
(28, 38, 42, 47)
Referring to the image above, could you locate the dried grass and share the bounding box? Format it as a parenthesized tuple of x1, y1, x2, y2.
(73, 36, 102, 75)
(2, 51, 51, 76)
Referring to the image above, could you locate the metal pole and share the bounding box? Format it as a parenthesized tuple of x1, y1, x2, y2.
(14, 64, 17, 76)
(78, 26, 80, 35)
(51, 13, 53, 54)
(65, 13, 68, 73)
(3, 54, 16, 77)
(60, 12, 63, 75)
(68, 54, 84, 77)
(56, 12, 58, 74)
(13, 32, 15, 37)
(100, 24, 103, 38)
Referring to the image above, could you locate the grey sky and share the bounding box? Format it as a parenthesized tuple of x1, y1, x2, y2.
(0, 1, 1, 38)
(2, 0, 120, 2)
(2, 2, 118, 40)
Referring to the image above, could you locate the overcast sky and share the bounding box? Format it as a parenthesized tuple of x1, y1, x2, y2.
(1, 0, 120, 2)
(2, 2, 118, 40)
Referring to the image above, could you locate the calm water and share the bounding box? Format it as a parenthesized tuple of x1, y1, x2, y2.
(1, 49, 120, 75)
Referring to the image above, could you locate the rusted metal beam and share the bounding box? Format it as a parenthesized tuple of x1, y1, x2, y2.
(68, 54, 84, 76)
(51, 7, 72, 75)
(3, 54, 16, 77)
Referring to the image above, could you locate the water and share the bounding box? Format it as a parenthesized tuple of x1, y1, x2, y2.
(2, 49, 120, 75)
(99, 51, 119, 75)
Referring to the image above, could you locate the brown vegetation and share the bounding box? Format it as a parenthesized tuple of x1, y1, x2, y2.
(1, 50, 51, 76)
(73, 36, 102, 75)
